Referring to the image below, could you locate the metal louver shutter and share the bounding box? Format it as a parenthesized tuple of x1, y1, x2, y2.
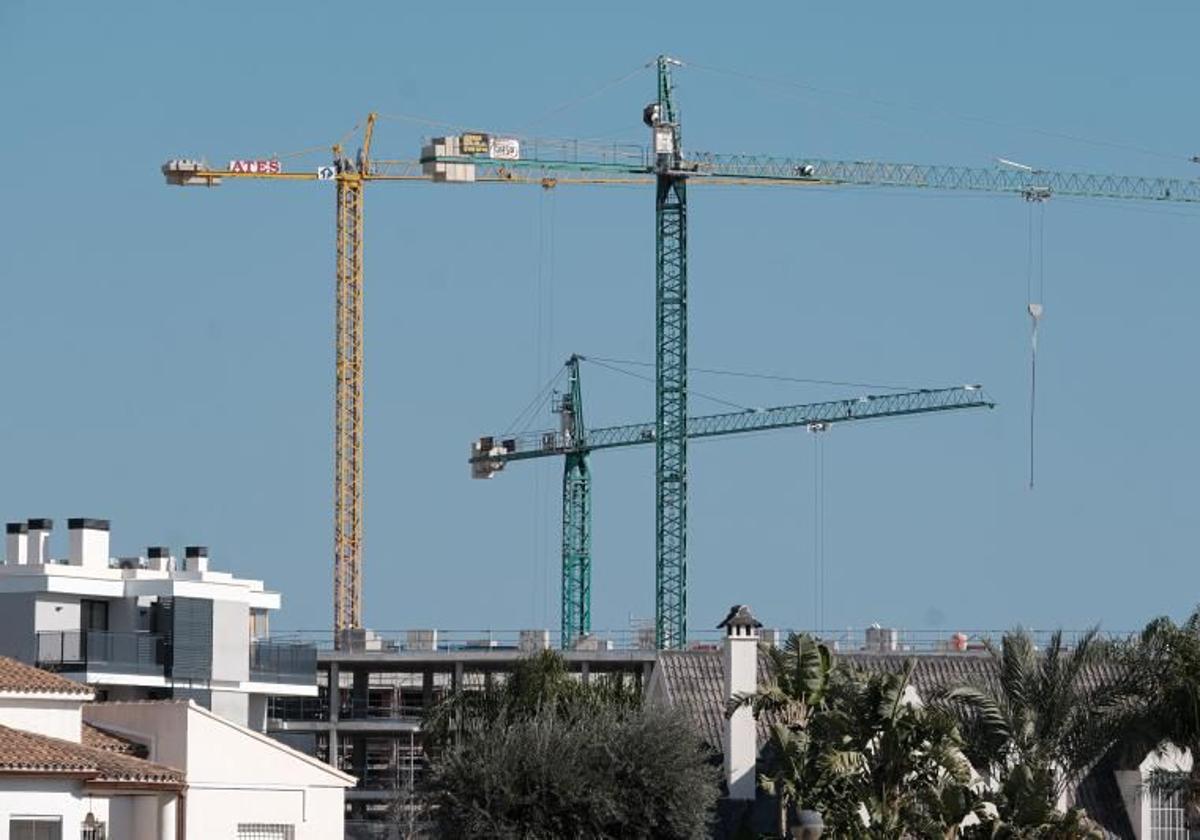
(167, 597, 213, 680)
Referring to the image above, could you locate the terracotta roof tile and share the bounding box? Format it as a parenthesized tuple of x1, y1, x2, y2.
(0, 724, 182, 786)
(0, 657, 91, 695)
(658, 648, 1126, 750)
(656, 650, 774, 751)
(81, 722, 148, 758)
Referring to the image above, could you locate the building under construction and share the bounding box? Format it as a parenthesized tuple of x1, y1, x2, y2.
(266, 630, 657, 833)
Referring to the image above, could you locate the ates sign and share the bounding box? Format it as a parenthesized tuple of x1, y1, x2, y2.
(227, 159, 282, 175)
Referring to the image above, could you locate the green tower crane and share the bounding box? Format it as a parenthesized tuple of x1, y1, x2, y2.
(470, 354, 994, 647)
(650, 57, 689, 650)
(423, 56, 1200, 647)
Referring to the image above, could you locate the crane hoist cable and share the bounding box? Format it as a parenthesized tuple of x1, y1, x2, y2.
(583, 357, 752, 412)
(687, 60, 1192, 163)
(583, 354, 919, 392)
(809, 423, 828, 631)
(515, 62, 651, 134)
(503, 366, 567, 437)
(531, 189, 560, 626)
(1025, 194, 1048, 489)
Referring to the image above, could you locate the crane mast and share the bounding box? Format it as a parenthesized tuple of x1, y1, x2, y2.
(651, 56, 689, 649)
(558, 356, 591, 645)
(332, 119, 370, 640)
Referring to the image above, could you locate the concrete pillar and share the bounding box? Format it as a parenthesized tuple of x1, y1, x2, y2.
(580, 662, 591, 686)
(328, 662, 341, 722)
(642, 660, 654, 691)
(158, 793, 178, 840)
(453, 661, 463, 692)
(327, 662, 340, 769)
(422, 667, 434, 712)
(352, 667, 369, 717)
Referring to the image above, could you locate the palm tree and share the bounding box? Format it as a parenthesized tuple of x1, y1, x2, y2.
(933, 628, 1126, 832)
(1121, 610, 1200, 831)
(826, 660, 981, 838)
(730, 635, 985, 838)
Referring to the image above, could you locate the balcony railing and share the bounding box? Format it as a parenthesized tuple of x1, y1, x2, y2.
(250, 640, 317, 684)
(37, 630, 164, 675)
(267, 694, 427, 723)
(270, 626, 1136, 654)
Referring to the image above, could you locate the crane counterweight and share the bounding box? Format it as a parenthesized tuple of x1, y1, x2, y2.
(162, 159, 221, 187)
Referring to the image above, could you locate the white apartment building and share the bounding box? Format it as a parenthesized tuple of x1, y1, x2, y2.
(0, 518, 316, 730)
(0, 655, 354, 840)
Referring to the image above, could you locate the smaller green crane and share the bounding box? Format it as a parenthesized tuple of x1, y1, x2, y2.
(470, 355, 994, 648)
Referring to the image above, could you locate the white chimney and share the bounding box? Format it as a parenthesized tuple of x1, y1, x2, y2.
(27, 519, 52, 565)
(719, 604, 762, 801)
(147, 546, 175, 572)
(68, 519, 110, 568)
(184, 545, 209, 573)
(5, 522, 27, 564)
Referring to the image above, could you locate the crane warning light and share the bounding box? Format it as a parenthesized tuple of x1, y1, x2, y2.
(227, 159, 282, 175)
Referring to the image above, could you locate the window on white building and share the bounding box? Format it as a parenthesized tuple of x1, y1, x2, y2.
(250, 607, 270, 639)
(237, 825, 295, 840)
(1150, 787, 1187, 840)
(9, 818, 62, 840)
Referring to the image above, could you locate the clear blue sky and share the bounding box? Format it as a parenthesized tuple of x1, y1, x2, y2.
(2, 1, 1198, 638)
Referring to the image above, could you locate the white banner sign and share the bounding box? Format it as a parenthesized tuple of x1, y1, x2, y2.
(488, 137, 520, 161)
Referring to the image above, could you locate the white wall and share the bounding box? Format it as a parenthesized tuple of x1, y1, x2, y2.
(34, 595, 80, 634)
(0, 778, 107, 840)
(247, 694, 267, 732)
(186, 786, 344, 840)
(82, 701, 352, 840)
(210, 689, 248, 725)
(0, 696, 83, 742)
(129, 794, 163, 840)
(83, 703, 190, 772)
(211, 599, 250, 682)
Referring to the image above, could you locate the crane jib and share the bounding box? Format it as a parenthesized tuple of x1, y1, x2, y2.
(427, 150, 1200, 202)
(469, 387, 994, 467)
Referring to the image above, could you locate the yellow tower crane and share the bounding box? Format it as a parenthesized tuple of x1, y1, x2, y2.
(162, 114, 419, 645)
(162, 117, 638, 646)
